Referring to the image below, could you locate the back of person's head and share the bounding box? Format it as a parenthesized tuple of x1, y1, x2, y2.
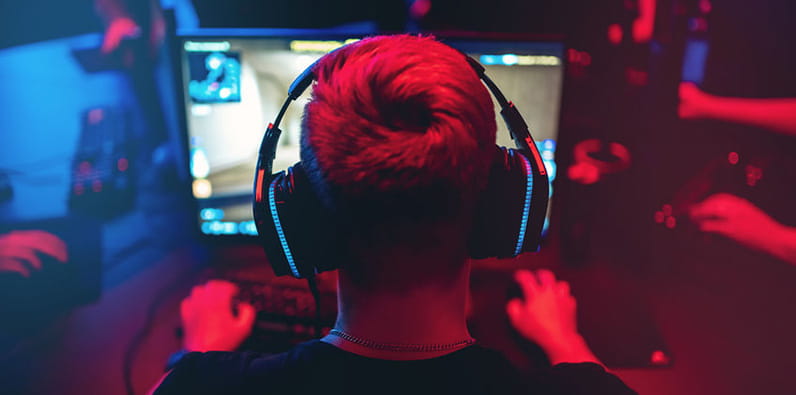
(300, 35, 496, 284)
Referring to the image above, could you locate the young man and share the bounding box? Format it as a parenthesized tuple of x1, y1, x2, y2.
(153, 35, 635, 394)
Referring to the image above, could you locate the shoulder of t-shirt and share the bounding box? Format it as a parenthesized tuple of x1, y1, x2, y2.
(545, 362, 638, 395)
(152, 347, 300, 395)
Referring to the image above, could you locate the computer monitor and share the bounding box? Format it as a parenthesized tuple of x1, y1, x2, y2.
(175, 30, 564, 239)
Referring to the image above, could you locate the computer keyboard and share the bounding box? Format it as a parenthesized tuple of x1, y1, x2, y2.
(235, 280, 336, 322)
(232, 279, 337, 351)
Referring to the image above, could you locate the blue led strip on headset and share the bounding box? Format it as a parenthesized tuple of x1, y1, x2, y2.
(514, 152, 534, 256)
(269, 179, 300, 277)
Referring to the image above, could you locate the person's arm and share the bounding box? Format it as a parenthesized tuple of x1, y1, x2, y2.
(147, 280, 256, 394)
(506, 269, 604, 368)
(690, 193, 796, 265)
(679, 82, 796, 137)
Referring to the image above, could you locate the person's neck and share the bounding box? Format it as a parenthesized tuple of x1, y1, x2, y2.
(322, 260, 473, 360)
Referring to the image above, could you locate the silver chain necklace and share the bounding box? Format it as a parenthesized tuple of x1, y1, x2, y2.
(328, 329, 476, 353)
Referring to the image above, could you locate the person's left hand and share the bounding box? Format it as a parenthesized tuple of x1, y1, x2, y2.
(180, 280, 256, 352)
(689, 193, 783, 251)
(0, 230, 68, 277)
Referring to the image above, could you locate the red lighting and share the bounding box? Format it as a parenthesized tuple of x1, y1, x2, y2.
(117, 158, 129, 172)
(650, 350, 670, 365)
(92, 180, 103, 193)
(255, 169, 265, 202)
(567, 49, 592, 66)
(699, 0, 712, 14)
(632, 0, 657, 43)
(654, 211, 665, 223)
(626, 67, 649, 86)
(567, 162, 600, 185)
(745, 165, 762, 187)
(728, 152, 739, 165)
(524, 135, 547, 176)
(607, 24, 623, 45)
(688, 17, 708, 33)
(665, 216, 677, 229)
(79, 161, 92, 174)
(409, 0, 431, 20)
(662, 204, 673, 217)
(88, 109, 104, 125)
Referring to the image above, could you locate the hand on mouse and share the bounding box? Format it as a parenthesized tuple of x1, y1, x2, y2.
(506, 269, 603, 366)
(181, 280, 256, 352)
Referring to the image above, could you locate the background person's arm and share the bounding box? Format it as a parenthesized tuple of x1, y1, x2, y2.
(0, 230, 67, 277)
(679, 82, 796, 137)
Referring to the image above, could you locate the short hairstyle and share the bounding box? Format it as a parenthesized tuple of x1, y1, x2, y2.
(300, 35, 496, 253)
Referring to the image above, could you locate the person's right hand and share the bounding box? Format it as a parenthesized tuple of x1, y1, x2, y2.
(506, 269, 603, 366)
(506, 269, 578, 349)
(0, 230, 68, 277)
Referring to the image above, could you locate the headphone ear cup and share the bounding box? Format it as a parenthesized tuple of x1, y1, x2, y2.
(253, 162, 342, 278)
(469, 146, 540, 259)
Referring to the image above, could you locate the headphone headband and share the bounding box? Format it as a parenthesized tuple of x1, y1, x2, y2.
(258, 49, 545, 173)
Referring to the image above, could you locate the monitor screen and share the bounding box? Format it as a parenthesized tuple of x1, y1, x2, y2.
(176, 31, 564, 238)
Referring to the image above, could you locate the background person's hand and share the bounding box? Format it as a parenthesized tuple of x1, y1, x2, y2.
(678, 81, 715, 120)
(689, 193, 783, 252)
(101, 16, 141, 54)
(0, 230, 68, 277)
(181, 280, 256, 352)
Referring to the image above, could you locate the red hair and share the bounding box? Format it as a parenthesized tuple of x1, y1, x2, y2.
(301, 35, 496, 238)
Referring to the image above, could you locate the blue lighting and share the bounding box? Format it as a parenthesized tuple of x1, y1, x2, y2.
(199, 219, 258, 235)
(542, 217, 550, 237)
(238, 220, 258, 236)
(682, 39, 709, 84)
(514, 151, 534, 256)
(269, 179, 300, 277)
(201, 220, 238, 235)
(480, 55, 499, 65)
(200, 208, 224, 220)
(536, 139, 557, 182)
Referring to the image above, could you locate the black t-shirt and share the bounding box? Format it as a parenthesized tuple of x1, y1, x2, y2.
(154, 340, 636, 395)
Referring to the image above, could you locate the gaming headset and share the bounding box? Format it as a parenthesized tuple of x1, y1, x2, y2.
(253, 40, 549, 279)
